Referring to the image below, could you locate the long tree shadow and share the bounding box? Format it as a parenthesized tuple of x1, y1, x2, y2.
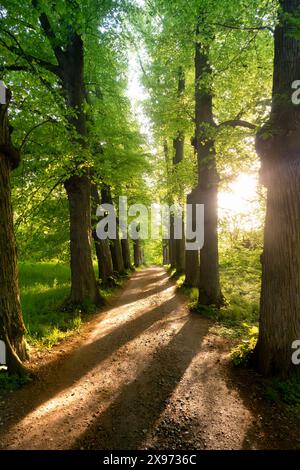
(119, 279, 172, 307)
(72, 313, 209, 450)
(0, 280, 182, 442)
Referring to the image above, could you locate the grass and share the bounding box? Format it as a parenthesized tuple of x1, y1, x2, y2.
(0, 372, 32, 392)
(19, 261, 128, 348)
(176, 244, 261, 340)
(264, 376, 300, 420)
(19, 261, 78, 348)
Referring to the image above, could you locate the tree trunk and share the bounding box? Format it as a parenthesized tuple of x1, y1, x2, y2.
(65, 176, 102, 306)
(175, 226, 185, 273)
(254, 0, 300, 377)
(110, 238, 125, 274)
(194, 32, 223, 307)
(91, 183, 114, 283)
(101, 184, 125, 275)
(58, 32, 100, 305)
(163, 240, 169, 265)
(134, 239, 143, 267)
(172, 130, 185, 274)
(185, 250, 199, 287)
(172, 68, 186, 274)
(121, 238, 131, 270)
(169, 214, 177, 269)
(0, 93, 28, 374)
(184, 188, 200, 287)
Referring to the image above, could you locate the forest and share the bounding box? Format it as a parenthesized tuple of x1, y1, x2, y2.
(0, 0, 300, 456)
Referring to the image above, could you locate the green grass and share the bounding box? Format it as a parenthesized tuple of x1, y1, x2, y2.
(19, 261, 125, 349)
(0, 372, 32, 393)
(264, 376, 300, 419)
(19, 261, 80, 347)
(175, 244, 261, 342)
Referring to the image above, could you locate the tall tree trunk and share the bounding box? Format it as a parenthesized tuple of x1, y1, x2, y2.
(65, 176, 102, 305)
(0, 92, 28, 374)
(91, 183, 114, 283)
(59, 33, 100, 305)
(172, 68, 186, 274)
(254, 0, 300, 377)
(194, 32, 223, 307)
(121, 238, 131, 270)
(101, 184, 125, 275)
(185, 188, 200, 287)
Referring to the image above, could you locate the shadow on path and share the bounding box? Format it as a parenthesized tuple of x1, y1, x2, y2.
(0, 268, 183, 445)
(72, 313, 208, 450)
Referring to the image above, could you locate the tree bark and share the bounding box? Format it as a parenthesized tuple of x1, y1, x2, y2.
(163, 240, 169, 265)
(254, 0, 300, 377)
(101, 184, 125, 275)
(65, 176, 102, 306)
(169, 214, 177, 269)
(194, 31, 223, 307)
(0, 93, 28, 374)
(175, 227, 185, 273)
(134, 239, 143, 267)
(184, 188, 200, 287)
(121, 238, 132, 270)
(91, 183, 114, 284)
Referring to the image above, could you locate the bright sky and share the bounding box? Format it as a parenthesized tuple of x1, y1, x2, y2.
(218, 173, 263, 230)
(126, 51, 153, 145)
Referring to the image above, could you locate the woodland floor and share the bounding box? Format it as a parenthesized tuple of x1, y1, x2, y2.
(0, 266, 299, 450)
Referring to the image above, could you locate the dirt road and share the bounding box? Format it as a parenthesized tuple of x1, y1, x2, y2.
(0, 267, 298, 450)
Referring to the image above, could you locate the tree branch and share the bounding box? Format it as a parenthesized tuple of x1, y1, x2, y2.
(19, 118, 57, 151)
(0, 28, 60, 74)
(212, 22, 274, 34)
(32, 0, 65, 66)
(218, 119, 256, 130)
(0, 64, 31, 72)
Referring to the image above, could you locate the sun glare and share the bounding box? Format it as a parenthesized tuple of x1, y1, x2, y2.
(218, 173, 263, 230)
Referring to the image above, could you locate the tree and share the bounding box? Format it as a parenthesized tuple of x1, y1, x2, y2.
(101, 184, 125, 275)
(0, 88, 28, 374)
(140, 0, 271, 295)
(91, 183, 114, 284)
(173, 67, 186, 274)
(194, 19, 224, 307)
(121, 238, 132, 270)
(0, 0, 121, 306)
(254, 0, 300, 377)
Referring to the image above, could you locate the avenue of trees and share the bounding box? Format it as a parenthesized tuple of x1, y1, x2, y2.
(0, 0, 300, 379)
